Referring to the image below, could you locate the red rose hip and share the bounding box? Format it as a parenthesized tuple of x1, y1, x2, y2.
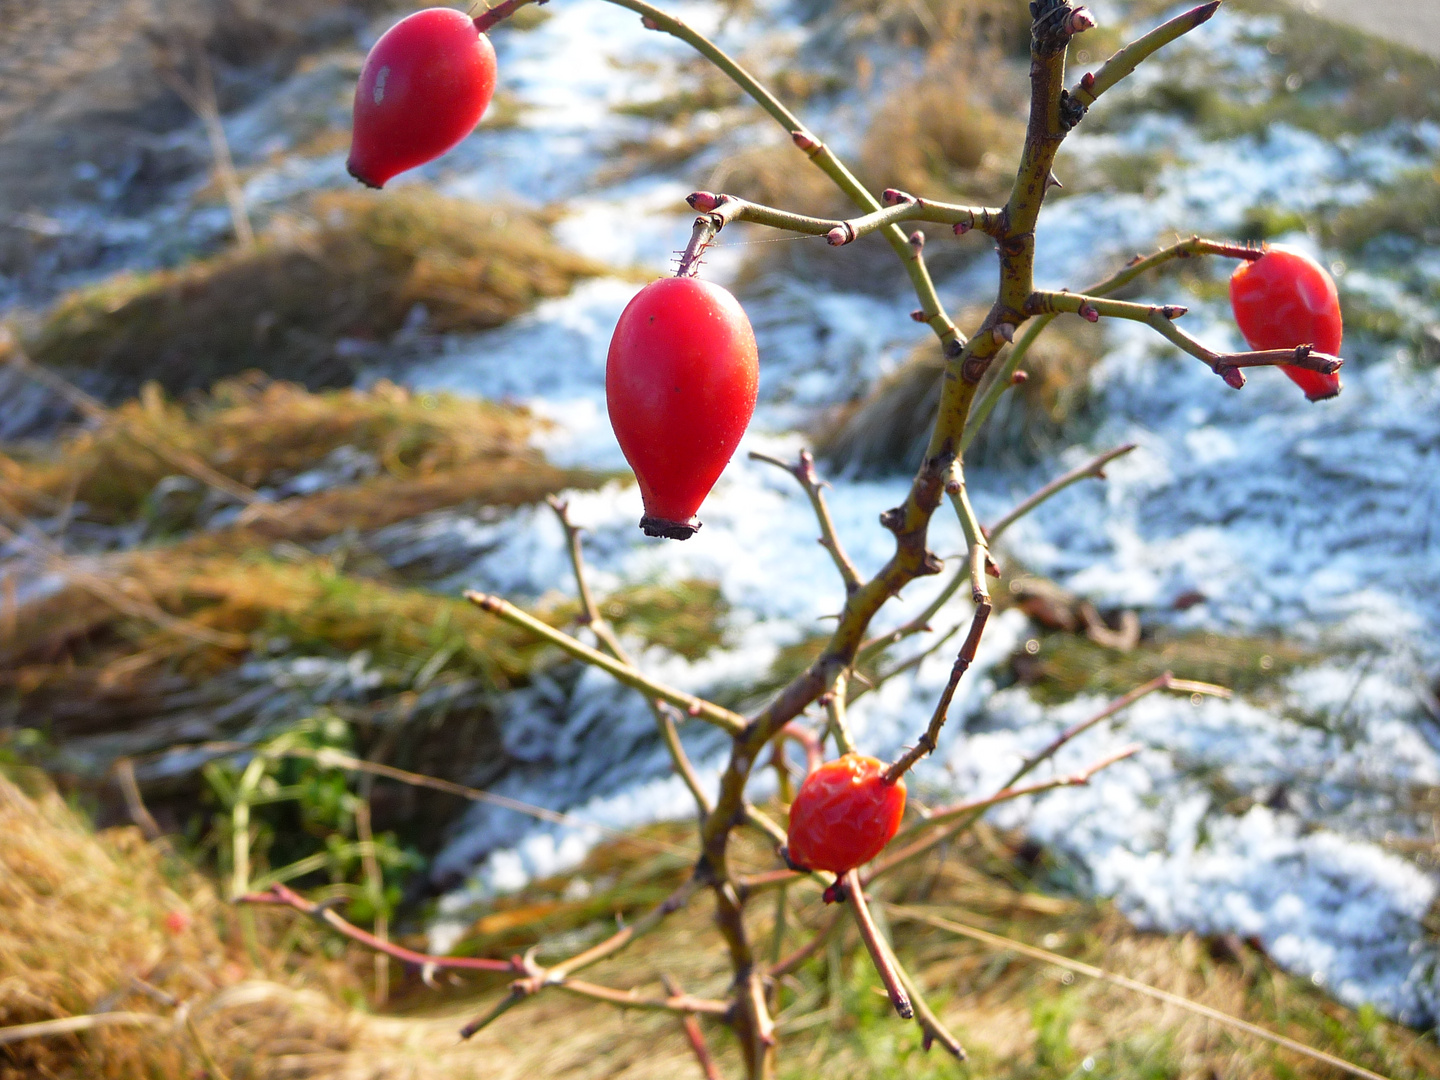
(606, 277, 759, 539)
(1229, 245, 1343, 401)
(348, 8, 497, 189)
(786, 754, 907, 874)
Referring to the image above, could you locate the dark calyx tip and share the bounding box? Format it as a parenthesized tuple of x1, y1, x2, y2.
(346, 159, 384, 190)
(639, 515, 701, 540)
(1306, 385, 1341, 402)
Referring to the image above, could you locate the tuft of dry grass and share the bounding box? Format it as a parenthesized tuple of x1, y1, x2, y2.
(0, 375, 559, 526)
(23, 189, 608, 397)
(815, 316, 1102, 475)
(3, 374, 598, 542)
(0, 768, 360, 1080)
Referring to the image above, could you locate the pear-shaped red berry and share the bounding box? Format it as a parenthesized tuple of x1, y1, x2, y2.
(348, 8, 497, 189)
(786, 754, 907, 874)
(1229, 246, 1343, 401)
(606, 277, 759, 539)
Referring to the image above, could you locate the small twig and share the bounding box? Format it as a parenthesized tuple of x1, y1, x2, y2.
(873, 745, 1143, 876)
(113, 757, 163, 841)
(466, 592, 747, 735)
(843, 870, 912, 1019)
(0, 1012, 164, 1045)
(850, 622, 962, 706)
(154, 41, 254, 251)
(691, 191, 1006, 246)
(885, 903, 1396, 1080)
(988, 443, 1137, 543)
(1001, 673, 1228, 792)
(888, 950, 965, 1059)
(769, 908, 845, 979)
(821, 669, 858, 755)
(1071, 1, 1222, 108)
(961, 236, 1268, 454)
(459, 877, 707, 1038)
(882, 606, 990, 785)
(241, 882, 521, 972)
(353, 798, 389, 1006)
(195, 741, 696, 859)
(1027, 290, 1343, 389)
(180, 1005, 232, 1080)
(547, 498, 713, 814)
(749, 450, 862, 594)
(663, 974, 727, 1080)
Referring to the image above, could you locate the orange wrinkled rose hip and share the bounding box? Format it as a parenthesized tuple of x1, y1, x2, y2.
(786, 754, 906, 874)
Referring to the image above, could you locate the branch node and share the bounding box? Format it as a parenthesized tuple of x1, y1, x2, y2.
(879, 507, 905, 534)
(993, 323, 1016, 344)
(1078, 302, 1099, 323)
(920, 551, 945, 576)
(910, 309, 928, 322)
(790, 129, 821, 156)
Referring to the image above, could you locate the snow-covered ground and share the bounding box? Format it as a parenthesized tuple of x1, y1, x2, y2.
(12, 0, 1440, 1028)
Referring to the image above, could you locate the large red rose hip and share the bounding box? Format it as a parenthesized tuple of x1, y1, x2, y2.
(348, 8, 497, 189)
(606, 277, 759, 540)
(1229, 246, 1344, 401)
(786, 754, 907, 874)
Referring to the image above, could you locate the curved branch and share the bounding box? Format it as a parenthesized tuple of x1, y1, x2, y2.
(1071, 1, 1222, 109)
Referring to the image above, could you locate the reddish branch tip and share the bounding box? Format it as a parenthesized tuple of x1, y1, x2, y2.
(1067, 7, 1097, 34)
(1080, 71, 1096, 91)
(791, 130, 820, 153)
(909, 230, 925, 250)
(826, 224, 854, 246)
(686, 700, 702, 716)
(910, 309, 927, 322)
(944, 478, 961, 495)
(1011, 370, 1029, 385)
(953, 221, 972, 236)
(640, 15, 659, 29)
(1161, 305, 1188, 319)
(1219, 366, 1246, 389)
(1078, 303, 1100, 323)
(882, 188, 914, 206)
(687, 191, 723, 212)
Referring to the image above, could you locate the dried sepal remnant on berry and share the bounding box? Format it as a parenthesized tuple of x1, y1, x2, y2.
(787, 754, 907, 874)
(348, 9, 498, 189)
(1230, 246, 1344, 401)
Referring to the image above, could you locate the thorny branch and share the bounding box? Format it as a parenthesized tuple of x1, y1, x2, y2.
(339, 2, 1334, 1077)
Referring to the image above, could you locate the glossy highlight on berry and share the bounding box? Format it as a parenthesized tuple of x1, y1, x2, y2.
(347, 8, 498, 189)
(1229, 245, 1343, 401)
(606, 277, 759, 540)
(786, 754, 907, 874)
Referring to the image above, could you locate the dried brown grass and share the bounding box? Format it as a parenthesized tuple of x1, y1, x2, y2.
(24, 189, 607, 396)
(0, 374, 592, 527)
(0, 768, 359, 1080)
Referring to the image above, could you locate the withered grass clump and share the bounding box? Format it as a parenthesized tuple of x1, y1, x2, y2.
(857, 53, 1024, 206)
(24, 189, 608, 396)
(815, 315, 1101, 474)
(0, 769, 358, 1080)
(0, 375, 568, 526)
